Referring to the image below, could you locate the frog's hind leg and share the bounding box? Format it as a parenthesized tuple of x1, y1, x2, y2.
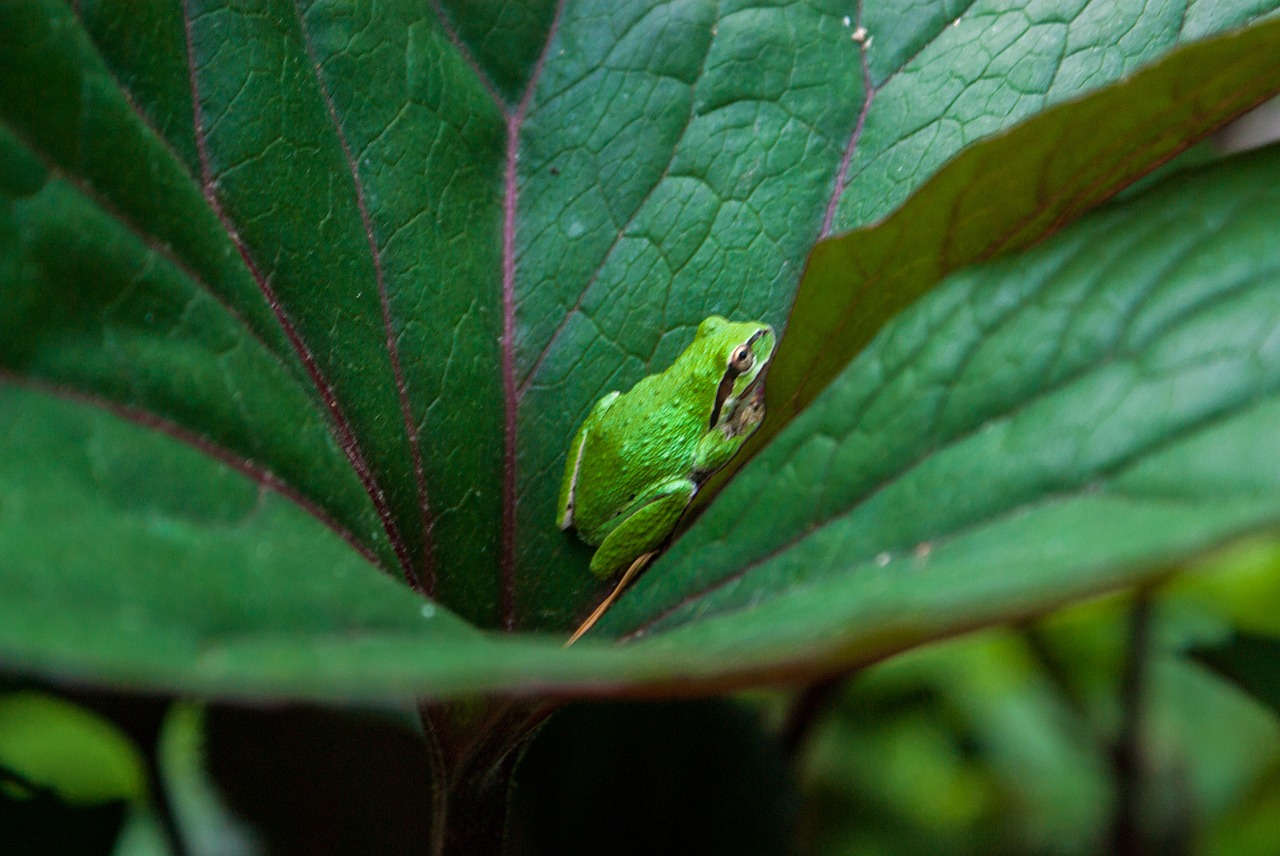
(587, 479, 695, 579)
(557, 391, 619, 530)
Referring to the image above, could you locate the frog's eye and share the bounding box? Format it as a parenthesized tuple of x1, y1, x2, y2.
(730, 345, 754, 373)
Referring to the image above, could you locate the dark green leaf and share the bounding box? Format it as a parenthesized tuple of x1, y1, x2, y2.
(517, 2, 1280, 628)
(763, 16, 1280, 447)
(599, 143, 1280, 680)
(0, 386, 489, 694)
(2, 1, 1280, 700)
(1194, 635, 1280, 717)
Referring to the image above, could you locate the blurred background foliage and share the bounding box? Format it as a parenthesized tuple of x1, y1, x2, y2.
(5, 537, 1280, 854)
(793, 537, 1280, 856)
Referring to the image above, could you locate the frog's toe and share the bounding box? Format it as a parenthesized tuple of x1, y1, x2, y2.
(588, 548, 625, 579)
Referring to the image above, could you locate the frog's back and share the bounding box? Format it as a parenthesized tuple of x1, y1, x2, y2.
(571, 367, 708, 539)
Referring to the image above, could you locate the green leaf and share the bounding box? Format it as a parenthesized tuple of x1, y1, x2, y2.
(517, 2, 1280, 628)
(0, 692, 145, 804)
(1193, 630, 1280, 718)
(0, 386, 489, 692)
(801, 633, 1112, 854)
(9, 137, 1280, 704)
(157, 704, 261, 856)
(598, 143, 1280, 674)
(799, 600, 1280, 855)
(832, 2, 1280, 234)
(3, 1, 1280, 701)
(762, 15, 1280, 447)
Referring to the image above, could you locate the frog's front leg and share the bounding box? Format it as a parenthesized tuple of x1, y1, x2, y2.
(693, 425, 750, 478)
(588, 479, 695, 578)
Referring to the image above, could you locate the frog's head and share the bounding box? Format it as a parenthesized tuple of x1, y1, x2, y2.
(696, 316, 776, 432)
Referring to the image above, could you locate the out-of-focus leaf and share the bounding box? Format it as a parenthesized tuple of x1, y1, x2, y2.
(800, 594, 1280, 856)
(802, 633, 1111, 856)
(1193, 635, 1280, 717)
(110, 808, 174, 856)
(599, 144, 1280, 681)
(0, 692, 140, 856)
(0, 692, 144, 804)
(156, 704, 261, 856)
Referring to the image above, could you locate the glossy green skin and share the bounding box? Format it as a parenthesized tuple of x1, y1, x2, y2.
(557, 317, 776, 578)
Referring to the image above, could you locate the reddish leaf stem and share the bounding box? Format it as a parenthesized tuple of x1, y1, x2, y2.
(181, 0, 418, 589)
(496, 0, 567, 631)
(291, 0, 436, 596)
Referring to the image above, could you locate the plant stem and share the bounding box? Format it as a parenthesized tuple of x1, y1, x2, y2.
(1110, 590, 1154, 856)
(780, 674, 848, 757)
(434, 749, 519, 855)
(66, 689, 190, 856)
(1018, 619, 1088, 720)
(418, 698, 555, 855)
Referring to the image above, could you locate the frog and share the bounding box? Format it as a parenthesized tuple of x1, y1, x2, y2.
(556, 316, 776, 579)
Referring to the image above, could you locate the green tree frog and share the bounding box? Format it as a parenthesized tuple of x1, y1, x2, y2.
(557, 316, 776, 578)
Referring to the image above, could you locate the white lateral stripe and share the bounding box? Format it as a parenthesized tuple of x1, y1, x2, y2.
(561, 431, 589, 529)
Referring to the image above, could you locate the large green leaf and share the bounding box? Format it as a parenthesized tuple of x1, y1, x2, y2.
(597, 143, 1280, 667)
(3, 1, 1280, 700)
(763, 15, 1280, 443)
(0, 386, 491, 689)
(7, 139, 1280, 702)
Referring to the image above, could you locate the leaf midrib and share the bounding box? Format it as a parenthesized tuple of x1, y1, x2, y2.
(0, 111, 396, 568)
(177, 0, 424, 590)
(291, 0, 434, 597)
(427, 0, 568, 630)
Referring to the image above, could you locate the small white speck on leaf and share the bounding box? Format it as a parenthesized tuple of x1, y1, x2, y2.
(874, 552, 891, 567)
(420, 603, 436, 619)
(852, 26, 868, 43)
(566, 220, 586, 239)
(953, 17, 962, 27)
(842, 15, 851, 26)
(914, 542, 932, 559)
